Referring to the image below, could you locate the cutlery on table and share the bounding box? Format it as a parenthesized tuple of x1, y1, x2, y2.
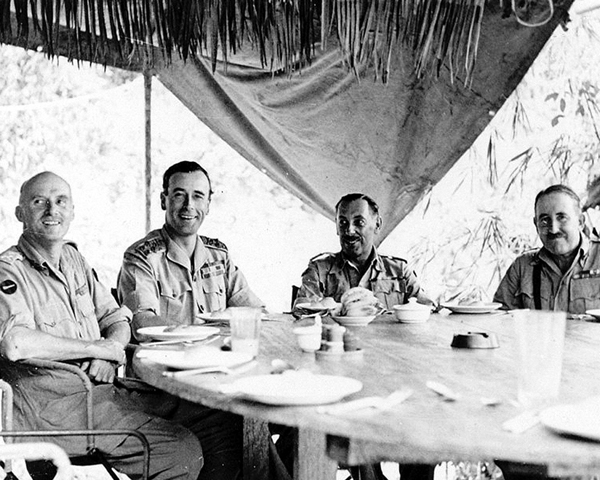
(426, 381, 460, 401)
(316, 389, 414, 415)
(162, 360, 258, 379)
(140, 334, 221, 348)
(502, 410, 540, 434)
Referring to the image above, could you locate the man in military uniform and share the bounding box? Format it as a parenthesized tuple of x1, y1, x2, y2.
(296, 192, 433, 310)
(294, 192, 434, 480)
(118, 160, 264, 480)
(118, 160, 263, 335)
(494, 184, 600, 314)
(0, 171, 203, 480)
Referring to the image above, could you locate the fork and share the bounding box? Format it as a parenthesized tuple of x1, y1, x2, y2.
(162, 360, 258, 379)
(316, 388, 414, 415)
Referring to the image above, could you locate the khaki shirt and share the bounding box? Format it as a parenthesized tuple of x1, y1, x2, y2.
(297, 249, 423, 309)
(493, 236, 600, 314)
(0, 236, 129, 342)
(118, 227, 264, 325)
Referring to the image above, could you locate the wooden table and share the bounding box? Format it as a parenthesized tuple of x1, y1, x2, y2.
(133, 312, 600, 479)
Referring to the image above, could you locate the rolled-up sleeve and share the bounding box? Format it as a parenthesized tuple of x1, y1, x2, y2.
(0, 270, 35, 340)
(493, 260, 525, 310)
(118, 251, 161, 317)
(297, 261, 324, 302)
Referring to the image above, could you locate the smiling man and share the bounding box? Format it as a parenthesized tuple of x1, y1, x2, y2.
(118, 161, 264, 480)
(0, 172, 203, 480)
(296, 192, 432, 311)
(494, 184, 600, 313)
(118, 160, 263, 337)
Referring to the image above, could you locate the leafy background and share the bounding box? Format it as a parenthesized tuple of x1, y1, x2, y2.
(1, 10, 600, 314)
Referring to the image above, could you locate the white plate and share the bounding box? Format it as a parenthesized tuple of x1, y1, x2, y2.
(137, 347, 254, 370)
(221, 372, 363, 405)
(540, 397, 600, 442)
(586, 309, 600, 320)
(136, 325, 220, 341)
(196, 313, 232, 323)
(441, 302, 503, 314)
(331, 314, 376, 326)
(296, 302, 341, 312)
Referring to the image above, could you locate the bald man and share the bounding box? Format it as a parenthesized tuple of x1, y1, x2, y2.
(0, 172, 203, 480)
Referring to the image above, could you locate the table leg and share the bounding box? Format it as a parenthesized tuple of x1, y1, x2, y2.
(295, 428, 339, 480)
(243, 417, 271, 480)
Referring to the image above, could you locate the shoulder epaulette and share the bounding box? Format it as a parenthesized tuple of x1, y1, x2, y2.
(309, 252, 335, 262)
(135, 236, 167, 258)
(63, 240, 79, 251)
(379, 253, 408, 264)
(200, 236, 228, 251)
(0, 248, 24, 265)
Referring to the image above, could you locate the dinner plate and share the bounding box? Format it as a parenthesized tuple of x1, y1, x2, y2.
(585, 309, 600, 321)
(331, 314, 376, 326)
(441, 302, 503, 314)
(540, 396, 600, 442)
(196, 313, 232, 323)
(221, 372, 363, 405)
(296, 302, 341, 312)
(136, 347, 254, 370)
(136, 325, 220, 341)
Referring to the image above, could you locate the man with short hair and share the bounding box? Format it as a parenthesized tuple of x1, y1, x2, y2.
(118, 160, 264, 480)
(296, 192, 432, 309)
(494, 184, 600, 314)
(0, 171, 202, 480)
(294, 192, 434, 480)
(118, 160, 264, 336)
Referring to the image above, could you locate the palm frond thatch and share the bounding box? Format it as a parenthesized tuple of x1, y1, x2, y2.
(0, 0, 544, 83)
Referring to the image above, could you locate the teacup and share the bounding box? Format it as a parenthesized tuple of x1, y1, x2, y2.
(293, 325, 322, 352)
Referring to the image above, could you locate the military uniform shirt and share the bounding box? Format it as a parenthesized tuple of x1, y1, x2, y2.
(493, 235, 600, 314)
(297, 248, 423, 309)
(0, 235, 130, 342)
(118, 226, 264, 325)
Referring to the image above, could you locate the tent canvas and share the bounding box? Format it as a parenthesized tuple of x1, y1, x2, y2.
(0, 0, 574, 239)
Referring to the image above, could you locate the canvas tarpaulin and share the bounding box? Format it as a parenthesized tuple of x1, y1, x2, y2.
(2, 2, 573, 240)
(155, 2, 571, 240)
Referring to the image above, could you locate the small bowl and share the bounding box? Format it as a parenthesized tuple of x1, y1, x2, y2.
(293, 326, 322, 352)
(451, 332, 499, 349)
(392, 301, 432, 323)
(331, 314, 376, 327)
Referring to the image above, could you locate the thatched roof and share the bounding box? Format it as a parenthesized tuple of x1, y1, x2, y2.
(0, 0, 574, 239)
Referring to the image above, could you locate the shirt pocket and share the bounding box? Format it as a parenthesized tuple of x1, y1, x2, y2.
(158, 281, 192, 322)
(74, 291, 96, 320)
(371, 279, 407, 309)
(570, 277, 600, 314)
(201, 275, 226, 311)
(514, 285, 538, 310)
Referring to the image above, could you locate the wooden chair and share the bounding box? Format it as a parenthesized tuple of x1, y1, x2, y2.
(0, 359, 150, 480)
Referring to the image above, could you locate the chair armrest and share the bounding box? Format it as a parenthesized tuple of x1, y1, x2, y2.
(0, 442, 72, 480)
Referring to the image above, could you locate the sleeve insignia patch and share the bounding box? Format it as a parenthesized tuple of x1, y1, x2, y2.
(0, 280, 17, 295)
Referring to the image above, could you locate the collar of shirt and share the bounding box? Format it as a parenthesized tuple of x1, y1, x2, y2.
(536, 233, 588, 275)
(16, 235, 72, 277)
(162, 226, 207, 274)
(335, 247, 381, 276)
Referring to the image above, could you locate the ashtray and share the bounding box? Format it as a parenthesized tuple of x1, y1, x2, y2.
(451, 332, 499, 349)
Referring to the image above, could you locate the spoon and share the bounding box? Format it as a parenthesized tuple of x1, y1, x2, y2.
(270, 359, 296, 374)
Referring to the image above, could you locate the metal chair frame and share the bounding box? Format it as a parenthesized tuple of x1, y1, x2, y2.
(0, 358, 150, 480)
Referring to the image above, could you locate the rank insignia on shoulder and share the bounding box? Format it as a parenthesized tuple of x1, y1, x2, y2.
(0, 250, 24, 264)
(136, 238, 166, 257)
(201, 236, 228, 251)
(0, 280, 17, 295)
(309, 252, 334, 262)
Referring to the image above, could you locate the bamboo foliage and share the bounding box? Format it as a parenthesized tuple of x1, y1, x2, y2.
(0, 0, 504, 83)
